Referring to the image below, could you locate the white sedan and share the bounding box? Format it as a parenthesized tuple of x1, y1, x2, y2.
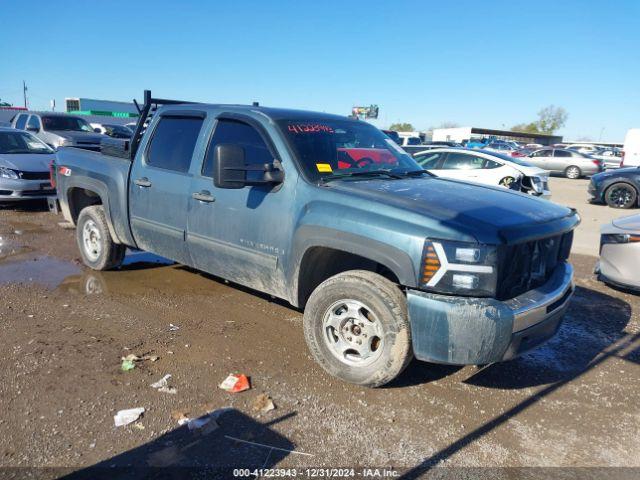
(412, 148, 551, 198)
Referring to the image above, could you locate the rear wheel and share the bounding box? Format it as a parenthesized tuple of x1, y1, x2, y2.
(605, 183, 637, 209)
(76, 205, 126, 270)
(303, 270, 413, 387)
(565, 165, 582, 179)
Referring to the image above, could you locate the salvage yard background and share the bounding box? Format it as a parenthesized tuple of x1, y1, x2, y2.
(0, 177, 639, 474)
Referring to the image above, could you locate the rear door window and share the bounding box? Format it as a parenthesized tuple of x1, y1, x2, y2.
(146, 116, 204, 173)
(441, 152, 484, 169)
(531, 149, 551, 157)
(484, 159, 502, 169)
(553, 150, 572, 157)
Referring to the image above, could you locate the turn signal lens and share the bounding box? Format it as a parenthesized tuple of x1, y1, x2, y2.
(421, 243, 441, 284)
(420, 239, 498, 297)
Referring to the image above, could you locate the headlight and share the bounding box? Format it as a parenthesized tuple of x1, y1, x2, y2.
(420, 239, 498, 297)
(531, 176, 543, 193)
(601, 233, 640, 245)
(56, 138, 69, 147)
(0, 167, 19, 180)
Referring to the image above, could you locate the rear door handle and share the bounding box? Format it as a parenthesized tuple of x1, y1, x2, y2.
(134, 177, 152, 188)
(192, 191, 215, 203)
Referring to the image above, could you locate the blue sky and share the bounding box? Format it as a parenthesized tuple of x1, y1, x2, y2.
(1, 0, 638, 141)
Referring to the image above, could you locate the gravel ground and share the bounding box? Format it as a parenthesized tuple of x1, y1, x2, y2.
(0, 185, 638, 478)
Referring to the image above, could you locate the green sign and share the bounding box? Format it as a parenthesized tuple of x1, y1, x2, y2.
(72, 110, 139, 118)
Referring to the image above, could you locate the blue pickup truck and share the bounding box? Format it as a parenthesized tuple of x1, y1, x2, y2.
(53, 91, 579, 387)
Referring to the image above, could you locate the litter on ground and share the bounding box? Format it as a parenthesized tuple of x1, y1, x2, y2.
(121, 353, 160, 371)
(219, 373, 250, 393)
(114, 407, 145, 427)
(121, 359, 136, 372)
(150, 374, 172, 389)
(252, 393, 276, 413)
(151, 374, 177, 394)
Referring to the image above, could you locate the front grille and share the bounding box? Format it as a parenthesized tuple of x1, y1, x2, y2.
(496, 231, 573, 300)
(21, 189, 55, 196)
(18, 171, 50, 180)
(71, 145, 101, 151)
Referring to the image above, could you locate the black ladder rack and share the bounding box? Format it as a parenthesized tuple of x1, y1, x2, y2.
(129, 90, 196, 160)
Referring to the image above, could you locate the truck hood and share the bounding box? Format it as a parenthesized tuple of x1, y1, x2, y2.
(0, 153, 55, 172)
(51, 131, 104, 143)
(327, 176, 576, 243)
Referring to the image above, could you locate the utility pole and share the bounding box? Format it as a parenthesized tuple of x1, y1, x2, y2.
(22, 80, 28, 109)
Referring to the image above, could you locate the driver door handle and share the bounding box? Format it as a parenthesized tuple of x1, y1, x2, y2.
(192, 191, 215, 203)
(134, 177, 152, 188)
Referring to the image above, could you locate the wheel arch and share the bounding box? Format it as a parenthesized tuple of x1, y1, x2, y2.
(290, 226, 417, 308)
(66, 180, 121, 244)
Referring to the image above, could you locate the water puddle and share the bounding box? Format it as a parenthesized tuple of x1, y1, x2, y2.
(0, 255, 81, 288)
(59, 251, 230, 297)
(0, 221, 49, 235)
(0, 241, 34, 261)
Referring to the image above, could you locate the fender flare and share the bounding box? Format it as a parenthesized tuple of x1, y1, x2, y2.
(288, 225, 418, 307)
(65, 177, 121, 244)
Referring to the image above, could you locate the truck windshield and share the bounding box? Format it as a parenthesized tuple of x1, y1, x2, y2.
(277, 119, 423, 182)
(42, 116, 94, 132)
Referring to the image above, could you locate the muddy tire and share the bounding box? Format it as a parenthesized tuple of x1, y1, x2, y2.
(605, 183, 637, 209)
(303, 270, 413, 387)
(76, 205, 125, 270)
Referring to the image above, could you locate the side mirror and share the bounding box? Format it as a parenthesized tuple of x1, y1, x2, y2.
(214, 144, 247, 189)
(213, 144, 284, 189)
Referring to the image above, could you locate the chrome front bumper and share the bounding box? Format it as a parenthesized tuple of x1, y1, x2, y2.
(0, 178, 54, 201)
(406, 263, 574, 365)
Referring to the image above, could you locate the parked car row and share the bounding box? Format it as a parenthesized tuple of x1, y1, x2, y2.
(412, 148, 551, 198)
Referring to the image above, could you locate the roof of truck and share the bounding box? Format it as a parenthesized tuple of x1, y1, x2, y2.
(160, 102, 358, 122)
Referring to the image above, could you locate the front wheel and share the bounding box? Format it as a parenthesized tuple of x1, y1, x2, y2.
(605, 183, 637, 209)
(76, 205, 126, 270)
(499, 176, 516, 188)
(303, 270, 413, 387)
(565, 165, 582, 179)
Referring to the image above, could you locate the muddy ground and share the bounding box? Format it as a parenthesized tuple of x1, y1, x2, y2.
(0, 192, 639, 478)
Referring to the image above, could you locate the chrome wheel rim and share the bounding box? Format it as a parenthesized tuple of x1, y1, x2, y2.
(566, 167, 580, 179)
(322, 299, 384, 366)
(609, 186, 633, 207)
(82, 219, 102, 262)
(499, 177, 514, 187)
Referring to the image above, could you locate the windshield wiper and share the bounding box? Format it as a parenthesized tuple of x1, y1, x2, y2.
(320, 170, 405, 183)
(396, 169, 435, 177)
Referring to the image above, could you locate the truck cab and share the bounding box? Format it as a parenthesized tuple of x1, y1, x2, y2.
(53, 91, 579, 387)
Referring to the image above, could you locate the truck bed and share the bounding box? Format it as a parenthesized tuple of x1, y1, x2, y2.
(55, 146, 136, 246)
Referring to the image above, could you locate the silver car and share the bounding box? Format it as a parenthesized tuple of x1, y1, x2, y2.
(0, 128, 56, 202)
(525, 148, 604, 179)
(596, 214, 640, 291)
(11, 112, 106, 151)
